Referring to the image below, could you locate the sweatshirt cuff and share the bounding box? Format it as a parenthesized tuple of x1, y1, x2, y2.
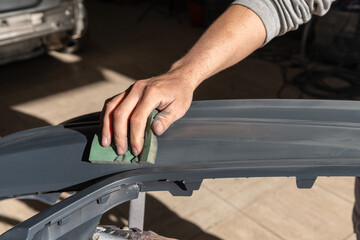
(231, 0, 280, 45)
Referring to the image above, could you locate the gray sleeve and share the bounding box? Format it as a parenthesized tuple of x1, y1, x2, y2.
(232, 0, 335, 44)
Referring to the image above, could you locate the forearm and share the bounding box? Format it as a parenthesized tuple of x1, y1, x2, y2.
(168, 5, 266, 90)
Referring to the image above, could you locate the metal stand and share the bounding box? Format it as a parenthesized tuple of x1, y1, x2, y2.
(128, 192, 146, 230)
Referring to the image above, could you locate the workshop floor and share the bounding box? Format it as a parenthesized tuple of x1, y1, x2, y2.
(0, 1, 357, 239)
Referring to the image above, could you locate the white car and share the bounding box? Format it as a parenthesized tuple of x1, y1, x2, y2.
(0, 0, 87, 64)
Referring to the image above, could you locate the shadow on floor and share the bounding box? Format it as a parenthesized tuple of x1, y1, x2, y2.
(0, 216, 21, 227)
(0, 108, 50, 136)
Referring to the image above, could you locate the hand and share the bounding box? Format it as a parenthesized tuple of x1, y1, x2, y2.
(101, 5, 266, 156)
(101, 71, 195, 156)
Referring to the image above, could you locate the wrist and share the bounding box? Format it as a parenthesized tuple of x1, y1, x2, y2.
(168, 59, 206, 91)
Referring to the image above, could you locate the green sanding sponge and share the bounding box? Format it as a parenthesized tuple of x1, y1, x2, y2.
(89, 110, 158, 165)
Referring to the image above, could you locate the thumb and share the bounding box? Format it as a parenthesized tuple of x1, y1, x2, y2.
(152, 110, 177, 136)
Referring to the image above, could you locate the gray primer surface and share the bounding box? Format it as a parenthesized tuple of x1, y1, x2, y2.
(1, 99, 360, 239)
(1, 99, 360, 197)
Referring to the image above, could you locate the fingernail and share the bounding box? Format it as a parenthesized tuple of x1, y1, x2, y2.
(153, 120, 164, 135)
(102, 136, 109, 146)
(117, 146, 125, 155)
(121, 140, 127, 154)
(132, 146, 139, 156)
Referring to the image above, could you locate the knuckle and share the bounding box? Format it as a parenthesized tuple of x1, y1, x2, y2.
(114, 132, 126, 141)
(105, 99, 117, 110)
(130, 136, 142, 148)
(113, 108, 125, 120)
(144, 85, 158, 95)
(130, 115, 141, 126)
(130, 137, 139, 145)
(113, 133, 121, 142)
(133, 80, 146, 90)
(157, 115, 169, 126)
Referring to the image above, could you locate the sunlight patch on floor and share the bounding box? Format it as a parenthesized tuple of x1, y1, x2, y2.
(11, 67, 135, 125)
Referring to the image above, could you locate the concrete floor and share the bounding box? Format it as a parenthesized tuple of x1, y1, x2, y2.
(0, 1, 357, 239)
